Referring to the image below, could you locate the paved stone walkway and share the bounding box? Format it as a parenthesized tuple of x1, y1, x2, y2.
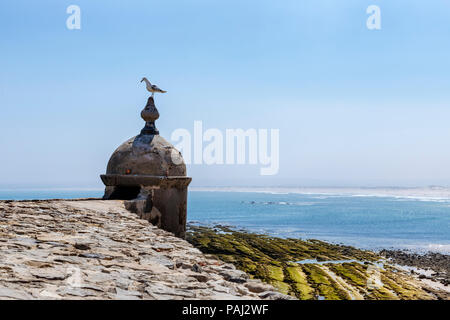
(0, 200, 290, 300)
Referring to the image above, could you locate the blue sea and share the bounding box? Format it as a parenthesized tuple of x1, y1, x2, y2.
(1, 188, 449, 254)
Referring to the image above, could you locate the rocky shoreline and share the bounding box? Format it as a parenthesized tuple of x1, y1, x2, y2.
(1, 199, 447, 300)
(187, 224, 450, 300)
(380, 250, 450, 287)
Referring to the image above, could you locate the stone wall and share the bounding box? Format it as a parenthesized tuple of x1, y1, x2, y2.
(0, 200, 289, 300)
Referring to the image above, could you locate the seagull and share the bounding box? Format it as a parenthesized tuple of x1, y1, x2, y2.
(140, 77, 167, 97)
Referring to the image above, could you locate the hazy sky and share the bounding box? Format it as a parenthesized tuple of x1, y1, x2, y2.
(1, 0, 450, 188)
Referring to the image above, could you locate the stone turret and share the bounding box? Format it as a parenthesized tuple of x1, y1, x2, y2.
(100, 96, 191, 238)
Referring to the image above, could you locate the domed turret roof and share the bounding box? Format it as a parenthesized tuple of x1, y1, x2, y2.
(106, 134, 186, 177)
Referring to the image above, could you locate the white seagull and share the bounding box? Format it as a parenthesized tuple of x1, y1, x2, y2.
(140, 77, 167, 97)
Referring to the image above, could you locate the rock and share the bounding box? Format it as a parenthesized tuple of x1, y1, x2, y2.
(258, 291, 296, 300)
(208, 280, 232, 294)
(191, 263, 203, 273)
(222, 263, 236, 270)
(115, 287, 142, 300)
(175, 261, 193, 269)
(57, 287, 98, 297)
(140, 255, 175, 269)
(79, 253, 105, 259)
(24, 260, 53, 268)
(152, 243, 174, 252)
(38, 289, 62, 299)
(207, 293, 245, 300)
(145, 283, 196, 298)
(244, 281, 274, 293)
(74, 243, 91, 250)
(0, 287, 32, 300)
(188, 273, 210, 283)
(30, 268, 68, 280)
(219, 269, 249, 283)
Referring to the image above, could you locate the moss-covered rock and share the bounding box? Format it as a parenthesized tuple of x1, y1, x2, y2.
(187, 225, 437, 300)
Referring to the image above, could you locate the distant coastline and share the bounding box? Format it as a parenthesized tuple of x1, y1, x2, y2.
(3, 185, 450, 201)
(190, 186, 450, 202)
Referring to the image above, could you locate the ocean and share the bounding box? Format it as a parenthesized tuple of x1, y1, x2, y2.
(1, 187, 449, 254)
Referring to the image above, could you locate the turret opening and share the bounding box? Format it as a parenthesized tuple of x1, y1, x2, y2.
(107, 186, 141, 200)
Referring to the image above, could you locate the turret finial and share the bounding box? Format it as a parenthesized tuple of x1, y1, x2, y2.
(140, 96, 160, 135)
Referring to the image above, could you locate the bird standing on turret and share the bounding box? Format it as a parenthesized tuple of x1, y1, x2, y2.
(140, 77, 167, 97)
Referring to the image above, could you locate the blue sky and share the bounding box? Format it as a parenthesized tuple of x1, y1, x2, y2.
(1, 0, 450, 188)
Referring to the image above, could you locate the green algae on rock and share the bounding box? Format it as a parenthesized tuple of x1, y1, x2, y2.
(186, 225, 442, 300)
